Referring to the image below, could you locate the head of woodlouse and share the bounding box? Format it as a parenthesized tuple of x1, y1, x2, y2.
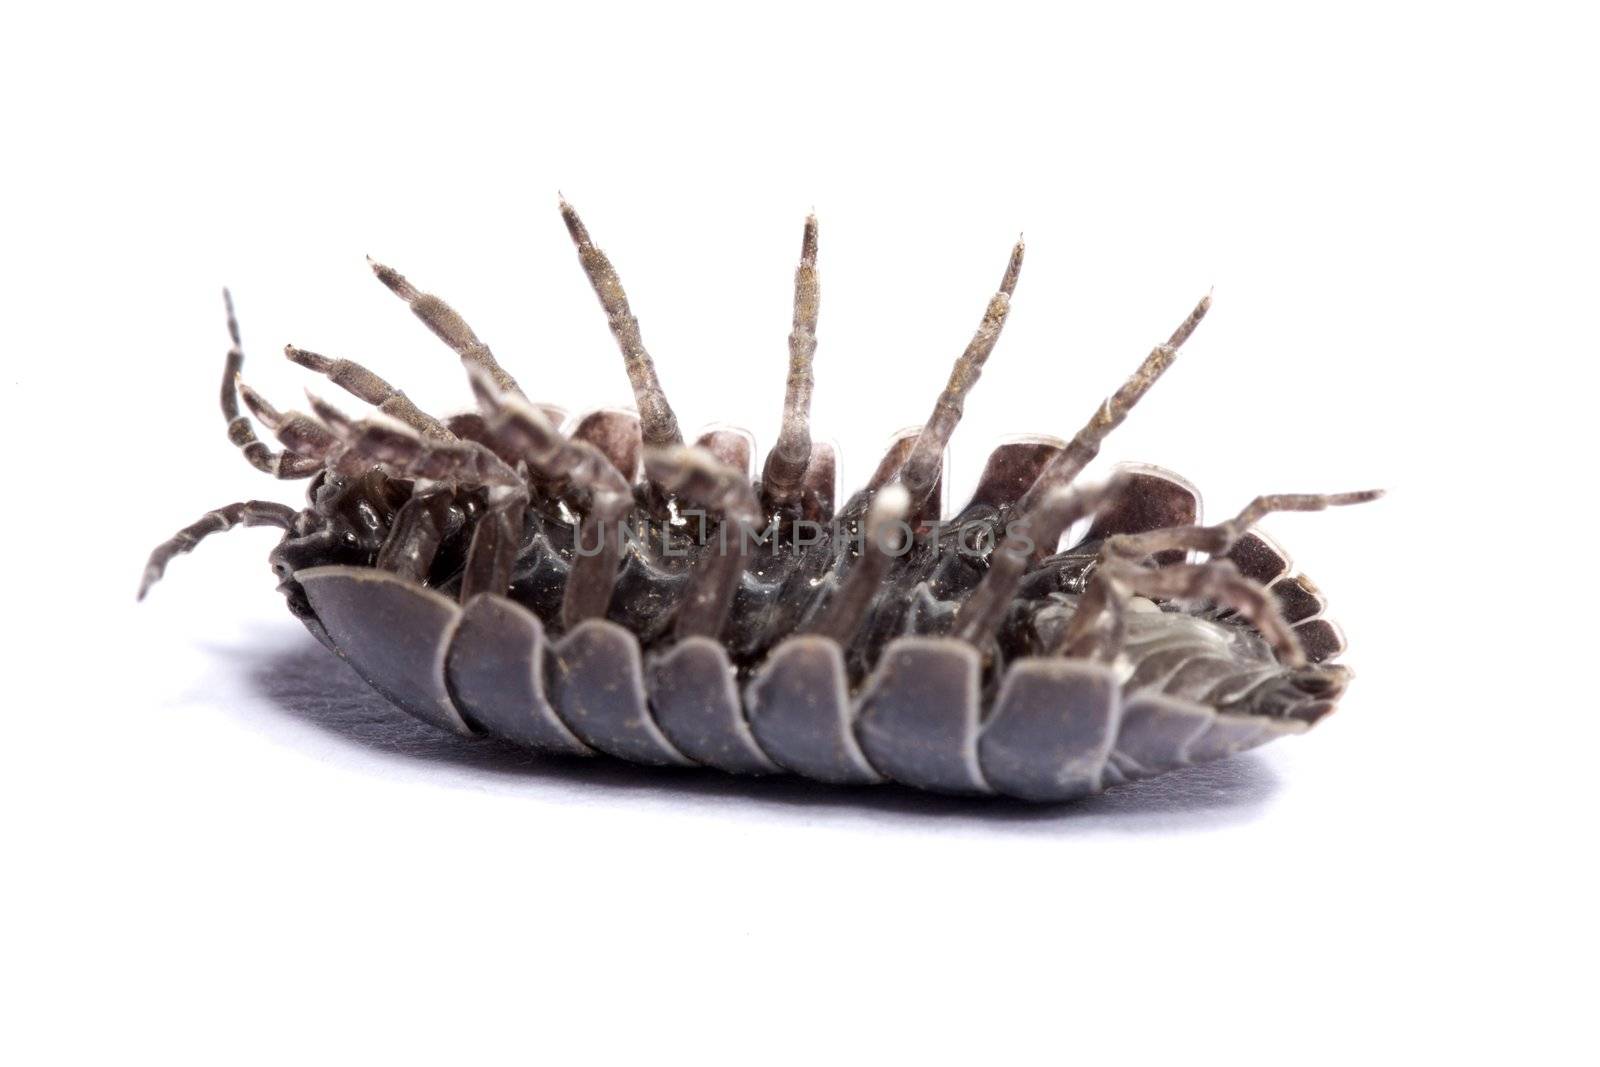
(142, 202, 1381, 800)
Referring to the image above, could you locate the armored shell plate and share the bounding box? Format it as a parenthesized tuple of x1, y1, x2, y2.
(855, 637, 990, 795)
(299, 565, 473, 736)
(648, 636, 780, 775)
(979, 658, 1121, 801)
(447, 594, 594, 756)
(547, 619, 694, 766)
(745, 636, 883, 785)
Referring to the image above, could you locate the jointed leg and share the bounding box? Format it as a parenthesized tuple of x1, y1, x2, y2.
(1014, 292, 1212, 514)
(303, 391, 521, 487)
(237, 381, 342, 466)
(645, 445, 764, 641)
(561, 487, 630, 630)
(1056, 487, 1381, 665)
(805, 485, 911, 645)
(284, 344, 453, 440)
(372, 480, 528, 603)
(1054, 567, 1131, 664)
(467, 370, 634, 626)
(1100, 489, 1383, 564)
(949, 475, 1129, 648)
(138, 500, 298, 599)
(367, 258, 526, 398)
(374, 483, 457, 584)
(762, 215, 820, 512)
(1059, 559, 1305, 666)
(895, 236, 1026, 515)
(466, 367, 625, 491)
(459, 489, 527, 604)
(220, 291, 321, 479)
(951, 291, 1212, 635)
(559, 199, 683, 449)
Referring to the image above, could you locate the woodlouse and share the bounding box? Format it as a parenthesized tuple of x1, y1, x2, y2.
(140, 202, 1381, 800)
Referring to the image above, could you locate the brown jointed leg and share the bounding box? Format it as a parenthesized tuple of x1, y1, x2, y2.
(1014, 292, 1212, 514)
(284, 344, 453, 440)
(559, 199, 683, 449)
(367, 259, 525, 398)
(1098, 489, 1384, 564)
(895, 236, 1026, 517)
(374, 483, 457, 585)
(949, 476, 1130, 648)
(458, 490, 526, 604)
(303, 390, 520, 488)
(138, 500, 298, 599)
(1058, 485, 1383, 665)
(804, 485, 911, 645)
(761, 215, 820, 513)
(1059, 559, 1306, 667)
(220, 291, 322, 479)
(645, 445, 764, 642)
(466, 369, 635, 627)
(237, 380, 342, 467)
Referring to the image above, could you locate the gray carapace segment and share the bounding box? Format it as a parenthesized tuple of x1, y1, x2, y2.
(141, 202, 1381, 801)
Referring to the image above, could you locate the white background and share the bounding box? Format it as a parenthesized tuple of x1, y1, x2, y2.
(3, 2, 1595, 1063)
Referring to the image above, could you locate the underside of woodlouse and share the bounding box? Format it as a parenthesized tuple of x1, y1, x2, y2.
(140, 203, 1381, 800)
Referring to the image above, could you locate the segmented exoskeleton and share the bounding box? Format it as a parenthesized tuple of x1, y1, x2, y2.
(141, 203, 1380, 800)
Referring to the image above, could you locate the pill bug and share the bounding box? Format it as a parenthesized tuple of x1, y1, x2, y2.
(140, 202, 1381, 800)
